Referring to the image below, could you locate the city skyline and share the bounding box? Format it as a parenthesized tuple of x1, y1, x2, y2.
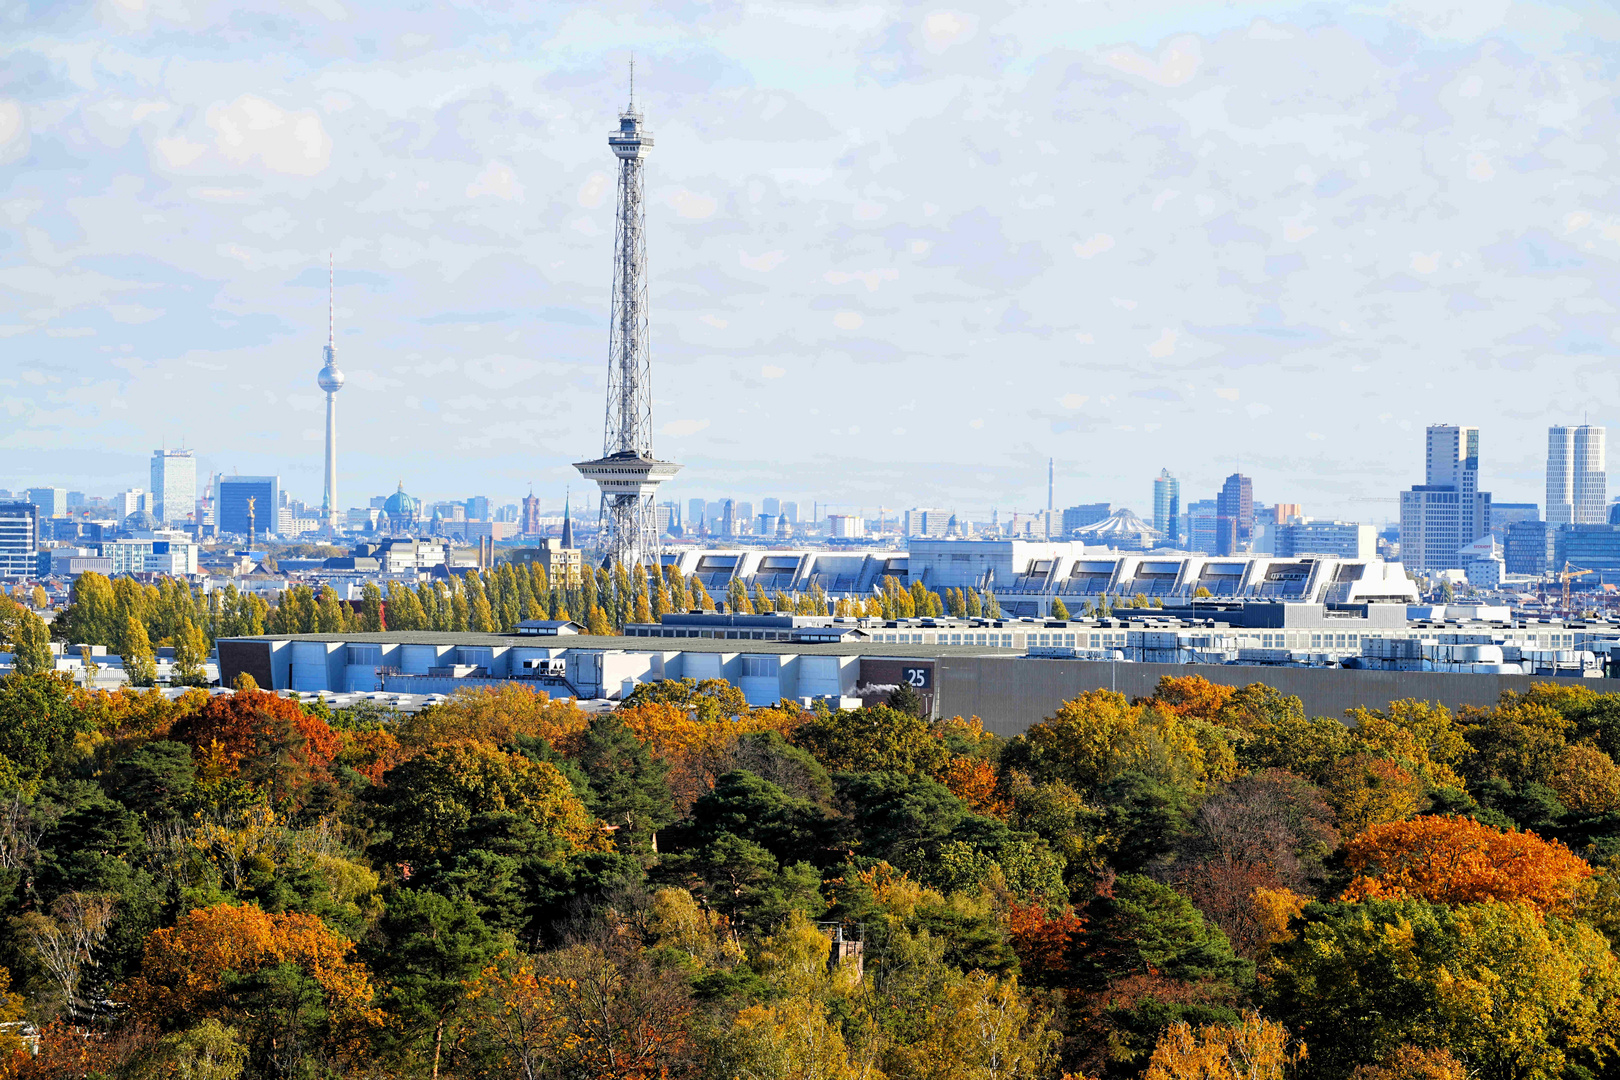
(5, 3, 1620, 519)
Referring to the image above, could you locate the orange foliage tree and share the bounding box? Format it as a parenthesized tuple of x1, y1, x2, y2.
(123, 902, 381, 1074)
(167, 689, 341, 804)
(1142, 1012, 1305, 1080)
(1005, 898, 1085, 982)
(1147, 674, 1238, 723)
(1341, 815, 1593, 911)
(615, 699, 802, 812)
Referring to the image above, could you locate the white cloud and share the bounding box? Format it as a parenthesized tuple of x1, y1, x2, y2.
(467, 160, 523, 201)
(1073, 233, 1114, 259)
(206, 95, 331, 176)
(700, 314, 728, 329)
(833, 311, 864, 330)
(1146, 329, 1178, 357)
(664, 189, 717, 220)
(739, 249, 787, 272)
(761, 365, 785, 378)
(969, 418, 984, 429)
(1214, 387, 1240, 401)
(660, 418, 710, 436)
(577, 172, 609, 208)
(0, 103, 29, 164)
(1101, 36, 1202, 87)
(825, 268, 898, 291)
(1059, 393, 1088, 409)
(853, 200, 886, 220)
(154, 136, 207, 168)
(1466, 151, 1495, 181)
(922, 10, 978, 52)
(1410, 251, 1441, 274)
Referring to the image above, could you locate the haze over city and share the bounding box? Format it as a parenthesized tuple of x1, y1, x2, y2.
(6, 0, 1618, 518)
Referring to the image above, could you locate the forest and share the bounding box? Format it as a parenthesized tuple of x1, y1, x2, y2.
(0, 662, 1611, 1080)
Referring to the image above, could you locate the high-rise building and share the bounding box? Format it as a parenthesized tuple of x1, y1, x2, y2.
(1061, 503, 1110, 536)
(1548, 425, 1607, 525)
(780, 500, 799, 524)
(1152, 470, 1180, 544)
(0, 502, 40, 579)
(762, 497, 780, 517)
(1215, 473, 1253, 555)
(735, 502, 754, 531)
(150, 449, 197, 526)
(25, 488, 67, 518)
(465, 496, 491, 521)
(1399, 424, 1492, 571)
(215, 476, 280, 537)
(116, 489, 149, 520)
(719, 499, 736, 537)
(1275, 521, 1375, 560)
(1188, 499, 1217, 552)
(573, 73, 682, 569)
(904, 508, 950, 537)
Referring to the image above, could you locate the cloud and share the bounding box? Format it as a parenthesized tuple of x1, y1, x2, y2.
(1214, 387, 1240, 401)
(825, 268, 898, 291)
(206, 95, 331, 176)
(969, 418, 984, 429)
(700, 314, 728, 328)
(1101, 36, 1202, 87)
(1466, 151, 1495, 181)
(664, 189, 717, 219)
(0, 102, 27, 164)
(660, 418, 710, 436)
(833, 311, 864, 330)
(739, 249, 787, 272)
(761, 365, 785, 378)
(1073, 233, 1115, 259)
(577, 172, 609, 208)
(467, 160, 523, 201)
(922, 10, 978, 52)
(1410, 251, 1441, 274)
(1059, 393, 1088, 409)
(1147, 329, 1178, 357)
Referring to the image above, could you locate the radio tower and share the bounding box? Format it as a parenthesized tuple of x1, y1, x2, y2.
(575, 61, 682, 570)
(317, 254, 345, 531)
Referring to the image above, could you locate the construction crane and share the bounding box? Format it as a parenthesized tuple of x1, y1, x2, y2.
(1559, 560, 1593, 615)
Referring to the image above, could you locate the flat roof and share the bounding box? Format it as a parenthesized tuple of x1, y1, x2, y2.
(221, 631, 1027, 658)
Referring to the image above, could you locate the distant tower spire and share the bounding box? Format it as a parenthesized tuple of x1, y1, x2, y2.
(317, 253, 346, 531)
(574, 63, 682, 570)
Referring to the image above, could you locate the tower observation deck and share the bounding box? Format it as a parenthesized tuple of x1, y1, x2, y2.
(575, 67, 681, 570)
(318, 254, 344, 531)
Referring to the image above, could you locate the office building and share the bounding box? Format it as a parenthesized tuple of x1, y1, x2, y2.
(1061, 503, 1111, 536)
(780, 501, 799, 525)
(1505, 521, 1554, 576)
(658, 501, 680, 534)
(149, 449, 197, 526)
(215, 476, 280, 537)
(102, 537, 200, 576)
(1188, 499, 1217, 552)
(26, 488, 67, 518)
(1152, 471, 1180, 545)
(1275, 521, 1376, 560)
(465, 496, 491, 521)
(1491, 503, 1539, 538)
(1399, 425, 1491, 571)
(0, 502, 40, 579)
(735, 502, 754, 530)
(1215, 473, 1253, 556)
(826, 514, 865, 538)
(903, 508, 950, 538)
(1554, 524, 1620, 575)
(1547, 425, 1608, 526)
(115, 490, 150, 520)
(762, 498, 780, 517)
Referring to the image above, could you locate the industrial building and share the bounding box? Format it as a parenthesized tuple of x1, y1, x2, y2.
(658, 541, 1418, 616)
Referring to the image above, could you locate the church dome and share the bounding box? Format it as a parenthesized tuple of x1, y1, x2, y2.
(382, 482, 416, 518)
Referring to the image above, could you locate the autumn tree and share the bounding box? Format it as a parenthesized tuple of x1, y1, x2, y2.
(1142, 1013, 1304, 1080)
(1340, 815, 1593, 911)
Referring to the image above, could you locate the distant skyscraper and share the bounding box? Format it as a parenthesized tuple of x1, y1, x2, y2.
(780, 501, 799, 524)
(574, 70, 682, 569)
(1547, 424, 1606, 525)
(25, 488, 67, 518)
(1188, 499, 1217, 552)
(150, 449, 196, 527)
(687, 498, 706, 529)
(465, 495, 491, 521)
(1400, 424, 1491, 571)
(317, 256, 345, 530)
(1215, 473, 1253, 555)
(719, 499, 735, 537)
(0, 501, 40, 579)
(216, 476, 280, 537)
(762, 497, 780, 517)
(1152, 469, 1180, 544)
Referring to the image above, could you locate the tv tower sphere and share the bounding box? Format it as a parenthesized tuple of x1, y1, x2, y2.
(574, 64, 682, 571)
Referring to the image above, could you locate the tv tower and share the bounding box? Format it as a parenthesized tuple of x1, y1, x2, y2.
(575, 61, 682, 570)
(317, 254, 345, 531)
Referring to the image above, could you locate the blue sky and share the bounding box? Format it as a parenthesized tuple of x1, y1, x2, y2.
(4, 0, 1619, 523)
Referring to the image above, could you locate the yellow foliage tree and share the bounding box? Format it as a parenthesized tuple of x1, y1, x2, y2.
(1142, 1013, 1305, 1080)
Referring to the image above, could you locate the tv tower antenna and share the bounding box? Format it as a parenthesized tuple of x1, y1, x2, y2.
(575, 61, 682, 570)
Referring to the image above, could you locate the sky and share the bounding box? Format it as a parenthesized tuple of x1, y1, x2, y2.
(4, 0, 1620, 524)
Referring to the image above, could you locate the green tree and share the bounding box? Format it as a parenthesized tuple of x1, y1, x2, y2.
(356, 581, 384, 633)
(574, 714, 676, 855)
(1050, 598, 1070, 620)
(727, 577, 752, 614)
(171, 616, 211, 688)
(373, 889, 500, 1077)
(9, 607, 54, 676)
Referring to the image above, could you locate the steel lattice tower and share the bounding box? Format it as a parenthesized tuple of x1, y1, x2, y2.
(575, 66, 681, 571)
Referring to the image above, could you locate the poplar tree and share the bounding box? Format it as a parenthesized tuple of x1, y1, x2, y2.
(121, 615, 157, 687)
